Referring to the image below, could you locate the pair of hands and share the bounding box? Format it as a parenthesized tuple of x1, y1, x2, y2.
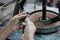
(9, 13, 36, 40)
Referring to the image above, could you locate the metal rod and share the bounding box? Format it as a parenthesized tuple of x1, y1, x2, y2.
(42, 0, 47, 20)
(13, 0, 20, 16)
(41, 1, 60, 25)
(13, 0, 26, 16)
(19, 0, 26, 11)
(42, 16, 60, 25)
(48, 16, 60, 25)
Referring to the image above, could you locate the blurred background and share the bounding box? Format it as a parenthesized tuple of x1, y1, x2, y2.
(0, 0, 60, 6)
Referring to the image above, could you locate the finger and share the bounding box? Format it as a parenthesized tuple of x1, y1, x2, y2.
(18, 14, 28, 19)
(13, 12, 29, 19)
(18, 12, 28, 16)
(25, 18, 30, 25)
(25, 18, 35, 26)
(13, 14, 28, 20)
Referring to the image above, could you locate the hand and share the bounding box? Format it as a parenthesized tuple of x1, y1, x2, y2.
(9, 13, 28, 30)
(21, 18, 36, 40)
(10, 13, 27, 24)
(0, 13, 28, 40)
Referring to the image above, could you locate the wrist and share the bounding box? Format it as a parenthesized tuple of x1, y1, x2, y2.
(0, 35, 5, 40)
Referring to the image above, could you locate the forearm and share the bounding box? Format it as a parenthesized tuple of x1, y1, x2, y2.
(0, 21, 15, 40)
(0, 13, 27, 40)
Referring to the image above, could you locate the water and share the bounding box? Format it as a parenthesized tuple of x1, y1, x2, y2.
(7, 30, 60, 40)
(8, 30, 22, 40)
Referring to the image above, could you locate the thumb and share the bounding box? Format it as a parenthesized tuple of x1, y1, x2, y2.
(14, 14, 28, 20)
(25, 18, 35, 26)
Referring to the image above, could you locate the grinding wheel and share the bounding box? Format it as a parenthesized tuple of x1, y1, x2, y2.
(28, 10, 60, 33)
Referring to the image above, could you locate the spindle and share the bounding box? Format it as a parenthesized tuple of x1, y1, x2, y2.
(42, 0, 47, 20)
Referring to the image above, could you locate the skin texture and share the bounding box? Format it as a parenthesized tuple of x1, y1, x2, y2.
(21, 18, 36, 40)
(0, 13, 28, 40)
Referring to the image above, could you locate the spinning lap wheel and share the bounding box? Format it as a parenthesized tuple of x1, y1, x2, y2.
(28, 10, 60, 33)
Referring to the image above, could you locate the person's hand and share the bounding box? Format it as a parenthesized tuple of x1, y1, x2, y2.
(10, 13, 27, 22)
(9, 13, 28, 30)
(21, 18, 36, 40)
(0, 13, 28, 40)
